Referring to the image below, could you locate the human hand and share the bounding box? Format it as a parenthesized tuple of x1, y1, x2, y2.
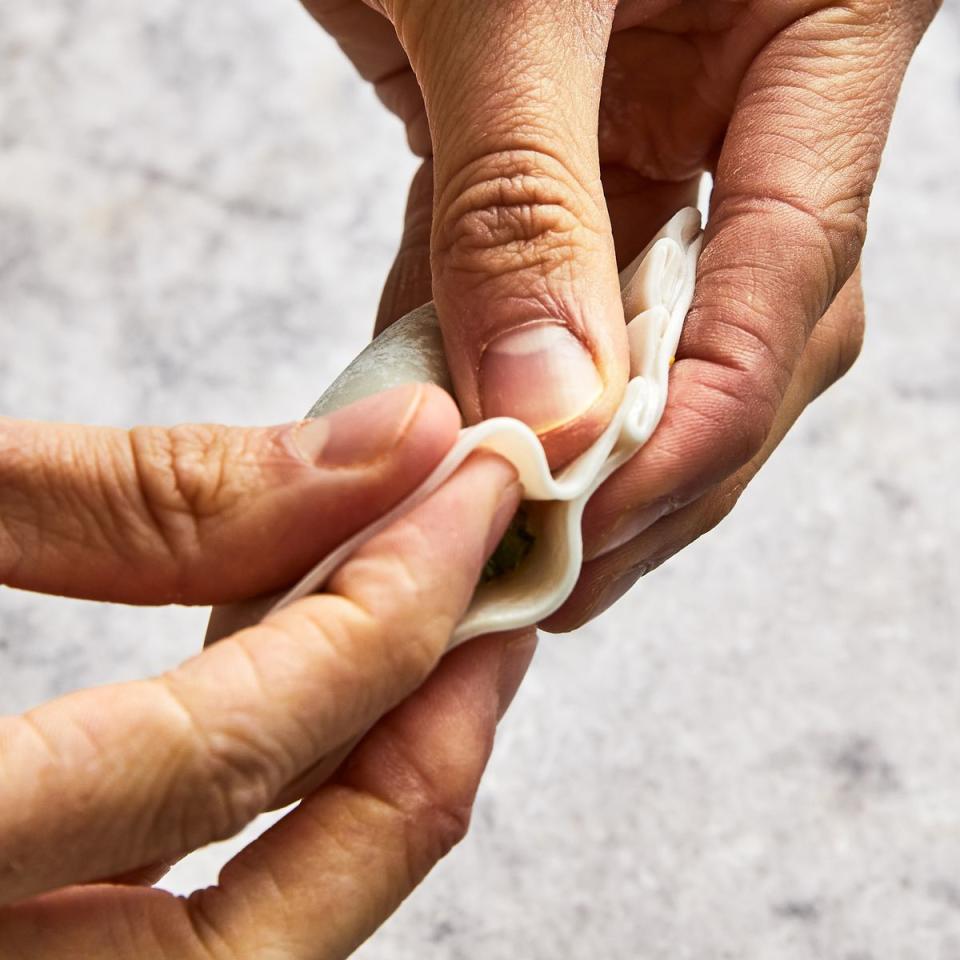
(0, 384, 535, 957)
(304, 0, 938, 625)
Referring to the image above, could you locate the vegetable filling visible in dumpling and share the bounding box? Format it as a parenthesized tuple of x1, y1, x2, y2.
(482, 506, 536, 583)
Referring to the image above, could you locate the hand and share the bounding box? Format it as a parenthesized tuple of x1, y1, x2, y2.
(304, 0, 938, 625)
(0, 384, 536, 957)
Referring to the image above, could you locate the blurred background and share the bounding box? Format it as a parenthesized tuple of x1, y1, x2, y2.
(1, 2, 958, 957)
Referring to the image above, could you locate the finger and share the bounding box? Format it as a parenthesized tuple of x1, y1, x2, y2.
(0, 453, 520, 905)
(0, 383, 459, 604)
(579, 2, 933, 559)
(373, 162, 701, 340)
(389, 0, 629, 465)
(375, 160, 436, 333)
(100, 862, 175, 888)
(547, 267, 865, 631)
(301, 0, 430, 154)
(0, 630, 537, 959)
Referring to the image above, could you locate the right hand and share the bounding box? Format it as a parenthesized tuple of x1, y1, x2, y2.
(0, 383, 535, 958)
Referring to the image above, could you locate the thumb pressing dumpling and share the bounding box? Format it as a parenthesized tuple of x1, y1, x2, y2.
(207, 207, 703, 648)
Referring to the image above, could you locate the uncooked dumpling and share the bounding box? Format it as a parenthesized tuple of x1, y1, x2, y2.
(207, 208, 703, 647)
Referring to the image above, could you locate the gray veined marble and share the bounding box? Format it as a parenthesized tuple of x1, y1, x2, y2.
(1, 1, 959, 957)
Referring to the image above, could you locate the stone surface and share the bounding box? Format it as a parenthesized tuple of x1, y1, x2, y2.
(1, 2, 958, 957)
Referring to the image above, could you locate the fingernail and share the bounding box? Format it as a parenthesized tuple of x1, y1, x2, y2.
(479, 322, 603, 433)
(591, 497, 672, 559)
(497, 633, 538, 720)
(292, 383, 422, 466)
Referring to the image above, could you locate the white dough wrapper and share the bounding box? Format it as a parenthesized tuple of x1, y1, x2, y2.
(207, 208, 702, 647)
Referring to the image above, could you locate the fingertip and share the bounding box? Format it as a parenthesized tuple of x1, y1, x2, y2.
(456, 448, 520, 492)
(534, 370, 627, 468)
(292, 382, 460, 482)
(410, 382, 463, 449)
(289, 384, 414, 468)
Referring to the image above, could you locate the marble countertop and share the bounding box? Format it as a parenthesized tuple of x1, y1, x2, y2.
(1, 1, 959, 957)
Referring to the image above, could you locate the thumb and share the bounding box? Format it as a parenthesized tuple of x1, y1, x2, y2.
(391, 0, 627, 464)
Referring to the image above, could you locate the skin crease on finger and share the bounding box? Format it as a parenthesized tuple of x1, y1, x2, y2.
(304, 0, 939, 438)
(0, 384, 464, 605)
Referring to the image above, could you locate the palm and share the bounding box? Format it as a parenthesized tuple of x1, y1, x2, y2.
(601, 4, 767, 181)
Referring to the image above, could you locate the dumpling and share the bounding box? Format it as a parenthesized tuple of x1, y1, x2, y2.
(207, 207, 702, 647)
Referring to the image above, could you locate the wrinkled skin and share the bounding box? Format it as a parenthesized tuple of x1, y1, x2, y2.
(0, 385, 536, 957)
(0, 6, 941, 955)
(304, 0, 939, 627)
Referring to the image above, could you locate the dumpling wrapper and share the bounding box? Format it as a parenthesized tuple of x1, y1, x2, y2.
(206, 208, 703, 647)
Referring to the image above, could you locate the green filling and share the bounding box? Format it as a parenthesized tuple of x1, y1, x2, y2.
(482, 507, 536, 583)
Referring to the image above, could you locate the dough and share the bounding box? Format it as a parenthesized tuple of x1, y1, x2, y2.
(207, 207, 702, 647)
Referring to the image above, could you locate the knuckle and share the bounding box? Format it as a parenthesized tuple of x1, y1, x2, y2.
(128, 424, 265, 565)
(185, 734, 278, 848)
(682, 317, 786, 470)
(809, 289, 866, 393)
(333, 720, 485, 889)
(434, 149, 600, 283)
(154, 679, 281, 850)
(725, 382, 778, 467)
(381, 561, 452, 676)
(711, 191, 862, 310)
(130, 425, 230, 520)
(693, 368, 778, 471)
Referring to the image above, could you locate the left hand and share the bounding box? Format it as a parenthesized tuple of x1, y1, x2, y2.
(302, 0, 928, 629)
(366, 184, 867, 630)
